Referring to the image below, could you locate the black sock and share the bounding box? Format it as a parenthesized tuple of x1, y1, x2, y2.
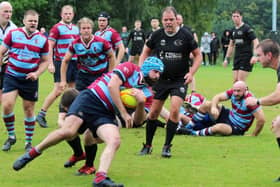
(164, 119, 178, 146)
(277, 137, 280, 148)
(146, 119, 158, 146)
(85, 144, 97, 167)
(67, 136, 83, 157)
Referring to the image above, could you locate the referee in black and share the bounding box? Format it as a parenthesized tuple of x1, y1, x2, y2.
(138, 6, 202, 158)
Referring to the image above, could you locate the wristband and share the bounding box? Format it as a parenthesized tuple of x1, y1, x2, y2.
(256, 99, 260, 105)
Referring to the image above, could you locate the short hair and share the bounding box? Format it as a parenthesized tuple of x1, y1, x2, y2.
(61, 5, 74, 13)
(150, 17, 159, 21)
(77, 17, 94, 29)
(177, 13, 183, 18)
(232, 9, 242, 15)
(60, 88, 79, 108)
(0, 1, 12, 10)
(24, 10, 39, 19)
(161, 6, 177, 18)
(257, 39, 280, 58)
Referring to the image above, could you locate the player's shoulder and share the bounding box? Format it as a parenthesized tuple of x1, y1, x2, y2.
(108, 27, 119, 34)
(149, 28, 164, 38)
(179, 27, 193, 37)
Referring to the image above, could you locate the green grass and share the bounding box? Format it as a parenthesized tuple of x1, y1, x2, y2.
(1, 62, 280, 187)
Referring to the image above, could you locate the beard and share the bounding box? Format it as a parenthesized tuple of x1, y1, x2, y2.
(235, 94, 245, 101)
(144, 76, 158, 86)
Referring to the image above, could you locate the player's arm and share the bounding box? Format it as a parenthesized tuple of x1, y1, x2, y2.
(184, 47, 202, 84)
(193, 32, 199, 43)
(36, 55, 49, 76)
(107, 49, 116, 71)
(115, 43, 125, 65)
(108, 74, 133, 128)
(260, 83, 280, 105)
(26, 54, 49, 81)
(0, 45, 9, 66)
(250, 38, 260, 64)
(60, 51, 73, 90)
(138, 45, 152, 66)
(252, 38, 259, 50)
(247, 83, 280, 106)
(47, 40, 56, 73)
(250, 108, 265, 136)
(210, 92, 228, 119)
(223, 39, 234, 67)
(131, 88, 147, 126)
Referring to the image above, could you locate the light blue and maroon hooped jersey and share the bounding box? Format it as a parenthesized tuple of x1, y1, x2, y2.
(3, 28, 49, 78)
(95, 26, 123, 51)
(68, 35, 112, 74)
(88, 62, 153, 113)
(48, 22, 79, 61)
(226, 89, 260, 131)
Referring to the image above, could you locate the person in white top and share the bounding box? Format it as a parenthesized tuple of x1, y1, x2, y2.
(0, 1, 17, 105)
(200, 32, 211, 65)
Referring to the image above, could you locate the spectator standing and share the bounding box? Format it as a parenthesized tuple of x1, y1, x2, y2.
(200, 32, 211, 66)
(210, 32, 220, 65)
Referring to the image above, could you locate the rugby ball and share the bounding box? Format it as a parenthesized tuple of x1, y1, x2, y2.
(120, 89, 137, 109)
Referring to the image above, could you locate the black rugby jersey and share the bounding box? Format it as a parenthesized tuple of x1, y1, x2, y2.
(128, 29, 145, 49)
(231, 23, 256, 58)
(146, 27, 197, 80)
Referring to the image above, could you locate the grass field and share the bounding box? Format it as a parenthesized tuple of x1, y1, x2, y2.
(1, 62, 280, 187)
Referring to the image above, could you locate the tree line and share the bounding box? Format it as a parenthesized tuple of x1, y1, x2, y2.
(9, 0, 280, 41)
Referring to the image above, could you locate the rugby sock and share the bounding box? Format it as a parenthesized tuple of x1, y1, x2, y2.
(38, 109, 46, 117)
(277, 137, 280, 148)
(24, 116, 36, 143)
(164, 119, 178, 146)
(85, 144, 97, 167)
(194, 127, 213, 136)
(94, 172, 107, 183)
(3, 112, 15, 138)
(192, 112, 206, 123)
(66, 136, 83, 157)
(29, 147, 41, 158)
(146, 119, 158, 146)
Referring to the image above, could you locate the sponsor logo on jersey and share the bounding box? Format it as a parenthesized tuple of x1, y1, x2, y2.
(174, 39, 183, 46)
(235, 39, 244, 44)
(164, 52, 182, 60)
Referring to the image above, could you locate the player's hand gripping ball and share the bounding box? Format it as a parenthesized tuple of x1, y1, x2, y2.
(120, 88, 137, 109)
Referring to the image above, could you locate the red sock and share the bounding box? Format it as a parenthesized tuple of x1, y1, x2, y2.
(94, 172, 107, 183)
(29, 147, 41, 158)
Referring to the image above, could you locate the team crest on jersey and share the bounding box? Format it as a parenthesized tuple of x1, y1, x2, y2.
(237, 31, 243, 35)
(159, 51, 164, 59)
(174, 39, 183, 46)
(123, 67, 129, 74)
(160, 39, 166, 46)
